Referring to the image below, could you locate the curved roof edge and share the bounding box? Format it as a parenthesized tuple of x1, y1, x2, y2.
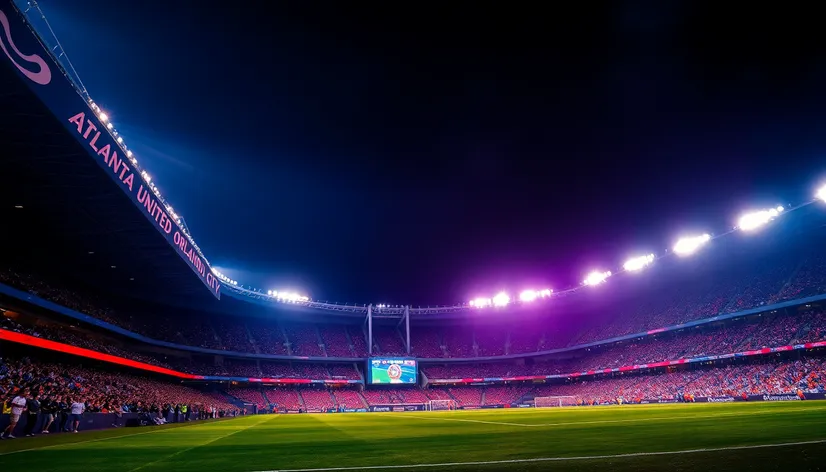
(3, 281, 823, 363)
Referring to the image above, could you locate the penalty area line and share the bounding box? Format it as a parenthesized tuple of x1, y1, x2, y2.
(257, 439, 826, 472)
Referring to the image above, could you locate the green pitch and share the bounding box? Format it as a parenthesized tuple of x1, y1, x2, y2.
(1, 402, 825, 471)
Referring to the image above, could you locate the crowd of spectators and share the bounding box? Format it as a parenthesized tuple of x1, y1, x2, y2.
(4, 251, 826, 361)
(532, 357, 826, 405)
(0, 355, 238, 437)
(0, 315, 178, 370)
(2, 238, 826, 384)
(423, 309, 826, 379)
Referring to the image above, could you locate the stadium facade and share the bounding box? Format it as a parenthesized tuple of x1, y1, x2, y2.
(1, 0, 826, 422)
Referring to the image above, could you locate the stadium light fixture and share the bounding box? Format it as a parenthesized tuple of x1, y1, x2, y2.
(98, 112, 108, 122)
(623, 254, 655, 272)
(519, 288, 553, 302)
(672, 233, 711, 256)
(737, 207, 783, 231)
(492, 292, 510, 307)
(583, 270, 611, 286)
(817, 185, 826, 202)
(469, 297, 492, 308)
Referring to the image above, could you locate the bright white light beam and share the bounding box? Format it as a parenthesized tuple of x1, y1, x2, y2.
(492, 292, 511, 307)
(520, 288, 553, 302)
(623, 254, 655, 272)
(737, 207, 783, 232)
(583, 270, 612, 286)
(673, 233, 711, 256)
(469, 297, 492, 308)
(817, 185, 826, 202)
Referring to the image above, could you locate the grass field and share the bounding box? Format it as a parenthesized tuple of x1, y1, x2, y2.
(1, 402, 825, 471)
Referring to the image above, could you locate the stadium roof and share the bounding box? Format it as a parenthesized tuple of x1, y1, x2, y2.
(0, 1, 219, 304)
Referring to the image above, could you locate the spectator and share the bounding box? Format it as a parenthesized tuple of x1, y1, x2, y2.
(70, 398, 85, 433)
(2, 388, 28, 439)
(23, 393, 40, 437)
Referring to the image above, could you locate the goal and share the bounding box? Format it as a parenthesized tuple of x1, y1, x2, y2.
(426, 399, 459, 411)
(533, 396, 577, 408)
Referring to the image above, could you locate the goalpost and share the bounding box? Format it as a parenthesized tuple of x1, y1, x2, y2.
(426, 399, 459, 411)
(533, 396, 577, 408)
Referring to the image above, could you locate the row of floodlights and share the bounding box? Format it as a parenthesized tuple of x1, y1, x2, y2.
(211, 268, 238, 286)
(468, 191, 826, 306)
(87, 99, 211, 263)
(470, 288, 552, 308)
(266, 290, 310, 303)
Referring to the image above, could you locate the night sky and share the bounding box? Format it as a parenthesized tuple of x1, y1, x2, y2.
(33, 1, 826, 305)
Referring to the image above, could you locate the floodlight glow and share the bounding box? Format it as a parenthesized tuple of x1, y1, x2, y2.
(106, 122, 113, 129)
(117, 136, 123, 143)
(519, 288, 553, 302)
(469, 297, 492, 308)
(673, 233, 711, 256)
(99, 112, 108, 122)
(492, 292, 510, 307)
(817, 185, 826, 202)
(583, 270, 611, 286)
(275, 291, 309, 303)
(127, 150, 133, 157)
(737, 208, 782, 231)
(623, 254, 655, 272)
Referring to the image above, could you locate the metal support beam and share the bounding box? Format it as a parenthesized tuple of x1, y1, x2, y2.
(405, 305, 411, 355)
(367, 304, 373, 355)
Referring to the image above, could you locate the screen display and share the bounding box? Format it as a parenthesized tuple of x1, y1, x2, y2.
(368, 358, 418, 384)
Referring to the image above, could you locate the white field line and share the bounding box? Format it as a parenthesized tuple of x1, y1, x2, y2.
(0, 415, 258, 457)
(385, 405, 826, 428)
(256, 439, 826, 472)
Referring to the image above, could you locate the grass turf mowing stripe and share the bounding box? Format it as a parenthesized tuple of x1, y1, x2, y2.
(127, 415, 278, 472)
(389, 404, 826, 428)
(0, 416, 253, 457)
(255, 439, 826, 472)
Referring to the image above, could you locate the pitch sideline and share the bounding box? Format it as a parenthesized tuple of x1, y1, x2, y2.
(256, 439, 826, 471)
(386, 404, 826, 428)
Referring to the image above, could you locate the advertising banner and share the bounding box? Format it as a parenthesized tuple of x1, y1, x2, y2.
(369, 404, 426, 412)
(694, 396, 740, 403)
(0, 2, 220, 298)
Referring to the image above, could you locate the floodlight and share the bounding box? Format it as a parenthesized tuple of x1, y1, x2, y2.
(623, 254, 655, 272)
(817, 185, 826, 202)
(673, 234, 710, 256)
(737, 208, 782, 231)
(469, 297, 492, 308)
(492, 292, 510, 307)
(583, 270, 611, 286)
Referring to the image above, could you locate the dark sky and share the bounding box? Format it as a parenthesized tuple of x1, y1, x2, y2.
(33, 1, 826, 305)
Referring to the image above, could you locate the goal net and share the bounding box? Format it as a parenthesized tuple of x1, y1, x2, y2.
(426, 399, 459, 411)
(533, 396, 577, 408)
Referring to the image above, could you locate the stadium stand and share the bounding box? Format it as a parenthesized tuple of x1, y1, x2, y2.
(0, 355, 237, 418)
(319, 326, 353, 357)
(331, 389, 366, 409)
(299, 389, 335, 411)
(283, 323, 324, 357)
(228, 387, 268, 410)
